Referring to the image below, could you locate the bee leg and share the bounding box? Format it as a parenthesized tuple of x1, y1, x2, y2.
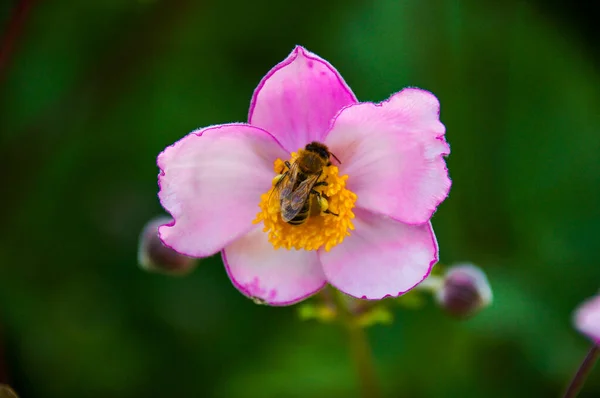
(311, 190, 338, 217)
(279, 161, 292, 174)
(313, 181, 328, 188)
(272, 173, 285, 186)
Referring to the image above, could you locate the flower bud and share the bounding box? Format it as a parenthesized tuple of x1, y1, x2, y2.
(436, 263, 492, 319)
(574, 294, 600, 343)
(0, 385, 19, 398)
(138, 216, 196, 275)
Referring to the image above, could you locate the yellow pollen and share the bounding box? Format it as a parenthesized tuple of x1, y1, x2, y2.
(253, 152, 357, 251)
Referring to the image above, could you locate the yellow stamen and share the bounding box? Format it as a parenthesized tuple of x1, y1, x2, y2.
(253, 152, 357, 251)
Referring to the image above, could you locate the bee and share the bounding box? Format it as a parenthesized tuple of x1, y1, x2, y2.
(272, 141, 340, 226)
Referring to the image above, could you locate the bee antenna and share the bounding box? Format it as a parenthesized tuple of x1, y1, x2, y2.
(330, 152, 342, 164)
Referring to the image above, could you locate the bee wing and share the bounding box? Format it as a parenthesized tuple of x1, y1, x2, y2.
(280, 174, 319, 222)
(290, 174, 319, 207)
(269, 162, 297, 210)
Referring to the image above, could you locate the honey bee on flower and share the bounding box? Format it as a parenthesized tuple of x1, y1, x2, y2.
(272, 141, 342, 222)
(157, 46, 451, 305)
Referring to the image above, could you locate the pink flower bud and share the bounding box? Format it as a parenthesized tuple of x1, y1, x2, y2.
(138, 216, 196, 275)
(574, 294, 600, 342)
(436, 263, 492, 319)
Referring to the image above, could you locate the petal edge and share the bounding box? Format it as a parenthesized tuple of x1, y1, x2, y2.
(320, 209, 438, 300)
(249, 46, 357, 152)
(158, 124, 286, 257)
(223, 228, 327, 306)
(325, 88, 451, 225)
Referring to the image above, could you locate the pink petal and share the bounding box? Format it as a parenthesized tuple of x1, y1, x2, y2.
(158, 124, 286, 257)
(319, 208, 438, 300)
(325, 88, 451, 225)
(223, 228, 326, 306)
(249, 46, 357, 152)
(574, 294, 600, 342)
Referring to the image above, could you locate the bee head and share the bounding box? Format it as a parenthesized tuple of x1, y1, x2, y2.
(305, 141, 331, 162)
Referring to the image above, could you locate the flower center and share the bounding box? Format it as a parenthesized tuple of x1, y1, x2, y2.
(253, 151, 357, 251)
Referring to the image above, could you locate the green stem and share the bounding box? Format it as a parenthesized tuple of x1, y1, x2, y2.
(563, 344, 600, 398)
(332, 288, 381, 398)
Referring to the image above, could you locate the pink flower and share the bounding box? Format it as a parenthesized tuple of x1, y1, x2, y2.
(574, 294, 600, 342)
(157, 46, 451, 305)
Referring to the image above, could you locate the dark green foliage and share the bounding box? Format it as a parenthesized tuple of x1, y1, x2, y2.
(1, 1, 599, 397)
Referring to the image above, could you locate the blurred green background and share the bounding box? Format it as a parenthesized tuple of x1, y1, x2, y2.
(1, 0, 600, 397)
